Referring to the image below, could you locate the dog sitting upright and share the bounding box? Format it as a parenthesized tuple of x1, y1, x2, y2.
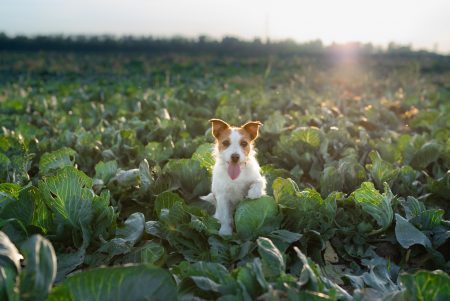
(201, 119, 266, 235)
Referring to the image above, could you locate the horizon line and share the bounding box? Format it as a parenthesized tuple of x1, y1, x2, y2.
(1, 32, 448, 55)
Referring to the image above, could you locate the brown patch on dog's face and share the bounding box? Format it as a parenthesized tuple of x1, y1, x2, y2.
(210, 119, 232, 152)
(240, 121, 263, 141)
(216, 128, 232, 152)
(237, 128, 252, 156)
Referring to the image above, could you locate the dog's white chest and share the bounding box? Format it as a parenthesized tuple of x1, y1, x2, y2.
(212, 172, 250, 203)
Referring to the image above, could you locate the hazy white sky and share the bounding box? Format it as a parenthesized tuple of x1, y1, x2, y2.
(1, 0, 450, 52)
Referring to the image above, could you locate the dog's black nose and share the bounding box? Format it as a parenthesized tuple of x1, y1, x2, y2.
(231, 153, 240, 163)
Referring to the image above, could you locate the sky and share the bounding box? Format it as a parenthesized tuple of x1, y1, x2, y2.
(1, 0, 450, 53)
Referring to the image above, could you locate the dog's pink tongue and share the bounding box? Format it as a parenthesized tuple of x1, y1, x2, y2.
(227, 163, 241, 180)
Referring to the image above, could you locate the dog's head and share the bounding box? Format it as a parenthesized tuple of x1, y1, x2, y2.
(209, 118, 262, 180)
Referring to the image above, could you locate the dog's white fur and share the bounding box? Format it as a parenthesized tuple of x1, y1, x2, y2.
(201, 120, 266, 235)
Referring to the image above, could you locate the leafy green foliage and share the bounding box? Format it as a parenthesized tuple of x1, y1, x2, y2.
(351, 182, 394, 234)
(94, 160, 118, 184)
(192, 143, 215, 174)
(273, 178, 336, 238)
(154, 191, 184, 218)
(292, 126, 323, 149)
(18, 235, 57, 301)
(294, 247, 351, 300)
(257, 237, 285, 279)
(395, 214, 431, 249)
(145, 141, 174, 164)
(235, 196, 280, 240)
(263, 111, 287, 134)
(47, 265, 177, 301)
(163, 159, 210, 200)
(0, 185, 52, 238)
(0, 232, 57, 301)
(39, 166, 111, 248)
(0, 231, 21, 301)
(0, 51, 448, 300)
(39, 148, 76, 176)
(385, 270, 450, 301)
(366, 151, 399, 189)
(39, 167, 92, 225)
(393, 196, 448, 267)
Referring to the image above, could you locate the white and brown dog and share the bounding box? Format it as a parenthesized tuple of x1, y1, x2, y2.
(201, 119, 266, 235)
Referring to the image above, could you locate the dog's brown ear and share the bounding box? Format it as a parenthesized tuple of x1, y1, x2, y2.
(241, 121, 263, 141)
(209, 119, 230, 139)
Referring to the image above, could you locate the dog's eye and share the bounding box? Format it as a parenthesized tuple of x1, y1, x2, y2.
(222, 140, 230, 147)
(240, 141, 248, 147)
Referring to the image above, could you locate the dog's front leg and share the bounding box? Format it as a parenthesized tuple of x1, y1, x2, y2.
(247, 179, 266, 199)
(214, 196, 233, 235)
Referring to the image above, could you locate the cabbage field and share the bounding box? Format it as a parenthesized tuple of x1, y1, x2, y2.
(0, 51, 449, 300)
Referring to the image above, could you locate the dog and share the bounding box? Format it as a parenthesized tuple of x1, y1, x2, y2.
(201, 118, 266, 235)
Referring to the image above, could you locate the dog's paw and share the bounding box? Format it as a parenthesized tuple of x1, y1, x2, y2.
(200, 193, 216, 205)
(219, 225, 232, 236)
(247, 186, 263, 199)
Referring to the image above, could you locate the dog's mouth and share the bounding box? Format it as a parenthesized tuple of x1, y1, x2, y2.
(226, 161, 243, 180)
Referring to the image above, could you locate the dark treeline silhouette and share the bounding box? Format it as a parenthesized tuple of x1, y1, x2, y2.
(0, 33, 445, 58)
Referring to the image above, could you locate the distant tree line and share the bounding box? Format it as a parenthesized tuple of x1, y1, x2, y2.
(0, 33, 444, 58)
